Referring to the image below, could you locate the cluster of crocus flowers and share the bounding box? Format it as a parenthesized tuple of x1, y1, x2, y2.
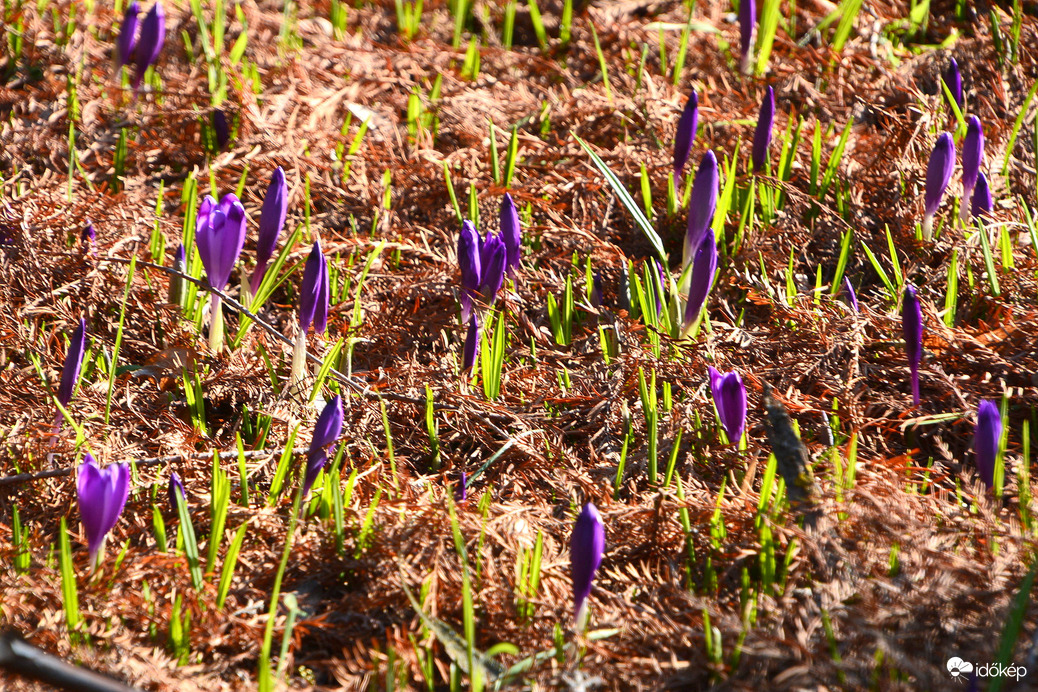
(974, 400, 1001, 490)
(77, 453, 130, 572)
(250, 166, 288, 296)
(571, 502, 604, 631)
(960, 116, 985, 223)
(739, 0, 756, 75)
(752, 86, 775, 173)
(290, 241, 330, 393)
(195, 193, 247, 352)
(708, 367, 747, 444)
(115, 1, 164, 91)
(303, 395, 343, 499)
(673, 89, 698, 185)
(922, 132, 955, 241)
(902, 285, 923, 406)
(680, 151, 719, 338)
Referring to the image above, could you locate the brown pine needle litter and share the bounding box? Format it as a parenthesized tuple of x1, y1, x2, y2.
(2, 1, 1038, 689)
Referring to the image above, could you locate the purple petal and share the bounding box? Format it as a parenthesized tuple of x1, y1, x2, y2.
(195, 194, 246, 290)
(843, 277, 859, 312)
(717, 371, 747, 442)
(682, 228, 718, 332)
(971, 171, 993, 219)
(752, 86, 775, 173)
(943, 58, 963, 110)
(115, 1, 141, 69)
(168, 471, 185, 512)
(212, 109, 230, 151)
(299, 241, 327, 332)
(81, 221, 96, 246)
(458, 220, 482, 320)
(684, 151, 719, 271)
(739, 0, 756, 67)
(962, 116, 984, 195)
(479, 234, 506, 303)
(256, 167, 287, 272)
(133, 1, 164, 88)
(673, 89, 699, 181)
(924, 133, 955, 219)
(462, 313, 480, 372)
(571, 502, 605, 620)
(902, 285, 923, 406)
(974, 400, 1001, 489)
(77, 455, 130, 564)
(57, 318, 87, 408)
(304, 395, 343, 497)
(500, 193, 522, 275)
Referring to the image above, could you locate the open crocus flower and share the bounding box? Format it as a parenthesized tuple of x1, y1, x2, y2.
(77, 453, 130, 572)
(500, 193, 522, 276)
(708, 367, 747, 444)
(196, 193, 246, 352)
(250, 167, 287, 295)
(673, 89, 698, 184)
(115, 1, 141, 70)
(943, 58, 963, 111)
(290, 241, 329, 393)
(303, 395, 343, 499)
(902, 285, 923, 406)
(739, 0, 756, 74)
(571, 502, 605, 630)
(974, 400, 1001, 490)
(922, 133, 955, 241)
(133, 2, 164, 91)
(682, 151, 718, 292)
(960, 117, 984, 222)
(681, 227, 718, 339)
(752, 86, 775, 173)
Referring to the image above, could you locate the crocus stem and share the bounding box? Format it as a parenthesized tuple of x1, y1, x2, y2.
(959, 186, 974, 223)
(289, 329, 308, 396)
(911, 365, 920, 406)
(921, 214, 934, 241)
(575, 601, 589, 634)
(209, 294, 224, 353)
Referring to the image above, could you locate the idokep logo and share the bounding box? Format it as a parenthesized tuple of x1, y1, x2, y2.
(947, 657, 1027, 682)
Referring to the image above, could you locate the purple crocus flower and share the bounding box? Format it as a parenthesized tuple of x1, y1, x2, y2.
(708, 366, 747, 443)
(843, 277, 859, 313)
(739, 0, 756, 74)
(571, 502, 605, 626)
(500, 193, 522, 276)
(196, 193, 246, 351)
(456, 471, 468, 504)
(974, 400, 1001, 490)
(168, 471, 185, 512)
(683, 151, 719, 279)
(250, 167, 288, 294)
(57, 318, 88, 409)
(132, 2, 164, 90)
(972, 171, 993, 219)
(303, 395, 343, 498)
(922, 133, 955, 240)
(299, 240, 329, 335)
(478, 233, 506, 302)
(461, 313, 479, 372)
(77, 453, 130, 571)
(81, 221, 96, 248)
(673, 89, 699, 183)
(960, 116, 984, 222)
(902, 285, 923, 406)
(212, 109, 230, 151)
(458, 220, 482, 323)
(752, 86, 775, 173)
(943, 58, 963, 111)
(115, 1, 141, 69)
(681, 227, 718, 338)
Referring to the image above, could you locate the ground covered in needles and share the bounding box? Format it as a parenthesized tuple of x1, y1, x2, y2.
(2, 1, 1038, 690)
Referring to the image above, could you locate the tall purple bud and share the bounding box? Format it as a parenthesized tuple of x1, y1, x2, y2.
(960, 116, 984, 222)
(683, 151, 719, 285)
(673, 89, 699, 183)
(922, 133, 955, 241)
(843, 277, 859, 313)
(972, 171, 993, 219)
(195, 193, 246, 352)
(456, 471, 468, 504)
(57, 318, 88, 409)
(299, 241, 329, 335)
(500, 193, 522, 276)
(974, 400, 1001, 490)
(115, 1, 141, 70)
(458, 220, 482, 323)
(570, 502, 605, 627)
(752, 86, 775, 173)
(739, 0, 756, 75)
(902, 285, 923, 406)
(133, 2, 164, 91)
(943, 58, 963, 112)
(212, 109, 230, 151)
(681, 227, 718, 338)
(708, 367, 747, 444)
(77, 454, 130, 571)
(168, 471, 185, 512)
(461, 313, 480, 373)
(303, 396, 343, 498)
(478, 233, 506, 305)
(251, 166, 288, 294)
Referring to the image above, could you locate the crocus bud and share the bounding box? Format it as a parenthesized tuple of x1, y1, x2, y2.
(478, 233, 506, 304)
(960, 116, 984, 222)
(196, 193, 246, 291)
(57, 318, 87, 409)
(500, 193, 522, 276)
(974, 400, 1001, 490)
(843, 277, 859, 313)
(80, 222, 96, 253)
(591, 271, 603, 308)
(212, 109, 230, 151)
(299, 240, 329, 335)
(902, 285, 923, 406)
(683, 151, 719, 282)
(168, 471, 185, 512)
(708, 366, 747, 443)
(115, 1, 141, 69)
(739, 0, 756, 75)
(922, 133, 955, 240)
(943, 58, 963, 111)
(673, 89, 699, 183)
(77, 453, 130, 571)
(458, 220, 482, 322)
(972, 171, 992, 219)
(456, 471, 468, 503)
(752, 86, 775, 173)
(461, 313, 479, 372)
(133, 2, 164, 90)
(681, 227, 717, 338)
(303, 395, 343, 498)
(251, 167, 288, 294)
(571, 502, 605, 627)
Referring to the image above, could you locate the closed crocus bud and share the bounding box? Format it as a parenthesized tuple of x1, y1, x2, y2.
(708, 366, 747, 443)
(168, 471, 185, 512)
(133, 2, 164, 90)
(251, 167, 288, 294)
(478, 233, 506, 304)
(681, 227, 717, 338)
(974, 400, 1001, 490)
(303, 395, 343, 498)
(902, 285, 923, 406)
(77, 453, 130, 571)
(752, 86, 775, 173)
(456, 471, 468, 503)
(57, 318, 88, 409)
(673, 89, 699, 183)
(922, 133, 955, 241)
(972, 171, 993, 219)
(196, 193, 246, 352)
(960, 116, 984, 222)
(739, 0, 756, 75)
(843, 277, 859, 313)
(571, 502, 604, 627)
(461, 313, 480, 372)
(212, 109, 230, 151)
(591, 271, 603, 308)
(458, 220, 482, 323)
(299, 241, 329, 335)
(500, 193, 522, 276)
(683, 151, 719, 284)
(115, 1, 141, 69)
(943, 58, 963, 111)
